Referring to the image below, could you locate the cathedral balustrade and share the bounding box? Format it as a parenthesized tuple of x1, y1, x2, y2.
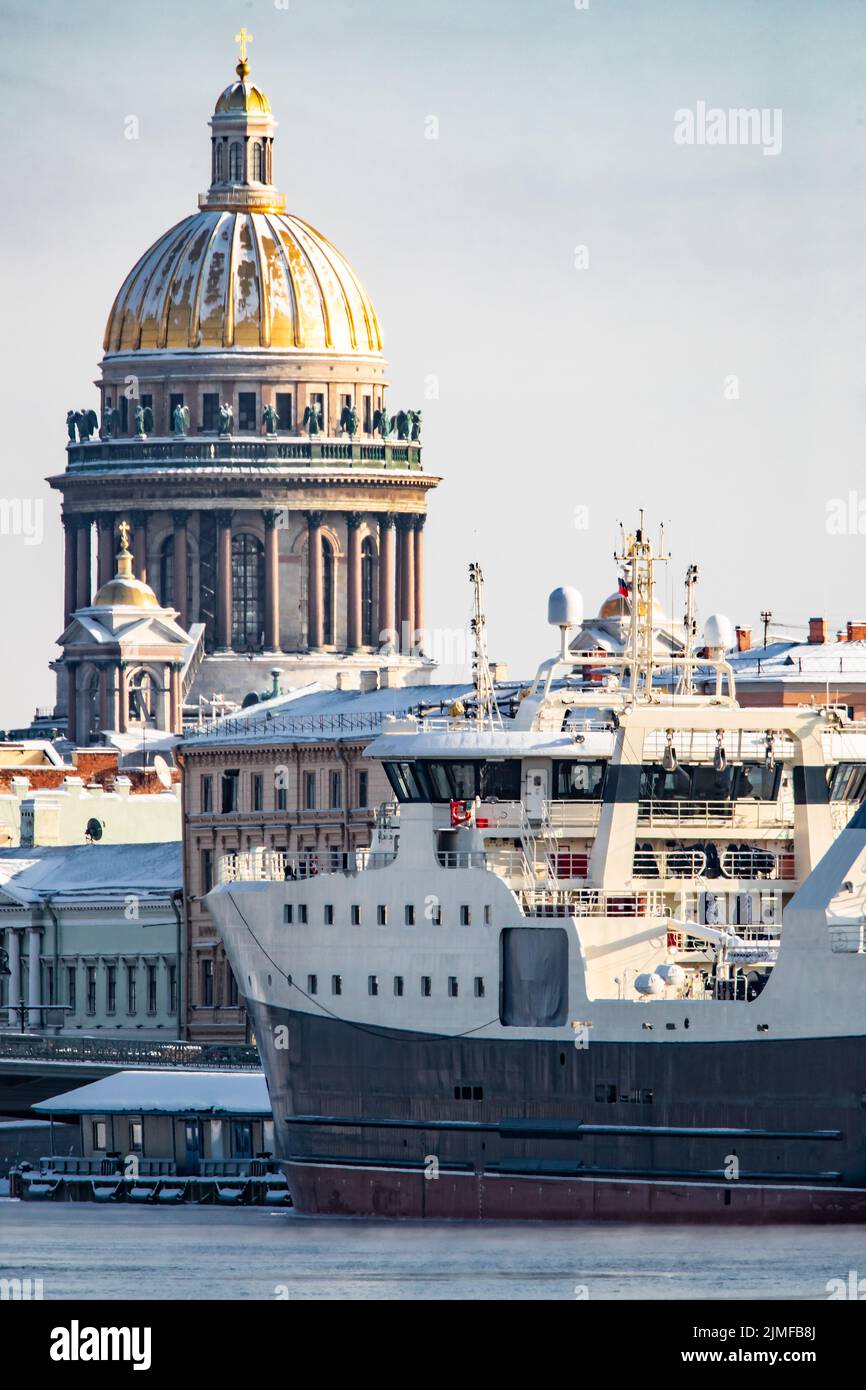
(64, 438, 423, 472)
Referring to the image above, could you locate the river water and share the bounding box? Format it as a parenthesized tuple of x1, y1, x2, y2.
(2, 1202, 866, 1299)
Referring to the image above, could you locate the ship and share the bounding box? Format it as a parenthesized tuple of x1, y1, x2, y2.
(207, 524, 866, 1221)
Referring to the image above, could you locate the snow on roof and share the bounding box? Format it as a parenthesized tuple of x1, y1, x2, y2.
(0, 842, 181, 905)
(181, 681, 487, 747)
(729, 640, 866, 683)
(34, 1069, 270, 1116)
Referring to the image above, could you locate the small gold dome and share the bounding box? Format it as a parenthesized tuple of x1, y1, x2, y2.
(92, 577, 160, 609)
(92, 542, 160, 609)
(598, 592, 666, 621)
(215, 80, 271, 115)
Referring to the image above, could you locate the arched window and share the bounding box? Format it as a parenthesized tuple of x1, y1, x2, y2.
(84, 670, 100, 741)
(322, 538, 335, 646)
(232, 534, 264, 650)
(252, 142, 264, 181)
(361, 537, 375, 645)
(215, 142, 224, 180)
(128, 670, 156, 724)
(229, 141, 243, 181)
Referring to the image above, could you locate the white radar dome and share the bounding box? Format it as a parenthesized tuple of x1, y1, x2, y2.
(634, 972, 665, 996)
(703, 613, 734, 651)
(656, 963, 686, 988)
(548, 586, 584, 629)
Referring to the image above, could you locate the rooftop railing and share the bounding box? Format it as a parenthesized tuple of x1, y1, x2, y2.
(65, 436, 423, 472)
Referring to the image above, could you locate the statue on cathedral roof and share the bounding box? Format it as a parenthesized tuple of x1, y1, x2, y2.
(303, 402, 322, 436)
(410, 409, 422, 441)
(339, 404, 359, 438)
(173, 403, 191, 436)
(262, 403, 278, 435)
(373, 407, 393, 439)
(134, 404, 153, 437)
(219, 402, 234, 436)
(68, 408, 98, 442)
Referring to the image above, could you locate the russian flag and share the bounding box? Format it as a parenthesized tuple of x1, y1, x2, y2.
(617, 575, 630, 598)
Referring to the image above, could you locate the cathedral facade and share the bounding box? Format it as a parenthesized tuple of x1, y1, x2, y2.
(50, 41, 439, 736)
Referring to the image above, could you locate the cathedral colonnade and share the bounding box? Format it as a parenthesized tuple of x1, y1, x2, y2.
(61, 507, 428, 656)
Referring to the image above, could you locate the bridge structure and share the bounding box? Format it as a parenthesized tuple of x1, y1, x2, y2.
(0, 1032, 261, 1118)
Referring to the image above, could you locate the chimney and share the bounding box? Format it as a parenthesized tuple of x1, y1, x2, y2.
(735, 626, 751, 652)
(848, 621, 866, 643)
(359, 670, 379, 693)
(808, 617, 827, 645)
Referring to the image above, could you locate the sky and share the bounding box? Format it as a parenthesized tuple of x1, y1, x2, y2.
(1, 0, 865, 726)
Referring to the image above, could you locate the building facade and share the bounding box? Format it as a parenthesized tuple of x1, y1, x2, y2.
(48, 42, 440, 724)
(0, 843, 182, 1037)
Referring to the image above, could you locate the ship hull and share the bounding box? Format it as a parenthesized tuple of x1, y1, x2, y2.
(286, 1161, 866, 1223)
(249, 1002, 866, 1222)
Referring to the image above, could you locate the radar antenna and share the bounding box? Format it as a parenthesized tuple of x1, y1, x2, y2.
(469, 562, 502, 729)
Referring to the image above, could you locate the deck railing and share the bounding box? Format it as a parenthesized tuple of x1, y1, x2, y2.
(217, 847, 396, 884)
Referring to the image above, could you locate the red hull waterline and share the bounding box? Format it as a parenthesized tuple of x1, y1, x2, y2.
(287, 1162, 866, 1223)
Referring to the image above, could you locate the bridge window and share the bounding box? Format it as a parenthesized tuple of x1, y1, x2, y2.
(448, 977, 459, 997)
(553, 760, 607, 800)
(404, 904, 415, 926)
(324, 904, 334, 925)
(307, 974, 317, 995)
(92, 1121, 107, 1151)
(474, 977, 485, 998)
(331, 975, 342, 996)
(368, 975, 379, 996)
(479, 760, 521, 800)
(421, 975, 432, 996)
(351, 904, 361, 925)
(393, 976, 404, 996)
(129, 1120, 143, 1152)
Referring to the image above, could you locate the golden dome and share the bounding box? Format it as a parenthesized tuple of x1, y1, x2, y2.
(215, 79, 271, 114)
(93, 576, 160, 609)
(103, 211, 383, 355)
(92, 540, 159, 609)
(598, 592, 666, 621)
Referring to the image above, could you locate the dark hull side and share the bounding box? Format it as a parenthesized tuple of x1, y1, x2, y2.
(249, 1001, 866, 1222)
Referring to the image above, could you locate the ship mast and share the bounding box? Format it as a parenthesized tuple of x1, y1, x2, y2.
(676, 563, 699, 697)
(616, 512, 670, 701)
(469, 562, 502, 729)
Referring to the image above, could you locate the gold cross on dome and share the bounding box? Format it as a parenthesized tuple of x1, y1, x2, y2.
(234, 27, 253, 63)
(118, 519, 131, 552)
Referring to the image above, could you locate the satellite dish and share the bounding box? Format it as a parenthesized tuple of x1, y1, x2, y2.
(153, 754, 173, 789)
(703, 613, 734, 651)
(85, 818, 103, 843)
(548, 587, 584, 630)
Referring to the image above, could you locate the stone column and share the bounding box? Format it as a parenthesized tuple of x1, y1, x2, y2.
(75, 518, 92, 609)
(63, 518, 77, 627)
(133, 512, 148, 585)
(345, 513, 362, 651)
(97, 514, 115, 588)
(399, 517, 416, 654)
(27, 927, 41, 1028)
(263, 510, 281, 653)
(378, 514, 396, 647)
(413, 516, 426, 646)
(66, 665, 78, 744)
(172, 511, 189, 628)
(306, 511, 324, 650)
(216, 511, 233, 651)
(6, 929, 20, 1028)
(169, 663, 182, 733)
(118, 665, 129, 735)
